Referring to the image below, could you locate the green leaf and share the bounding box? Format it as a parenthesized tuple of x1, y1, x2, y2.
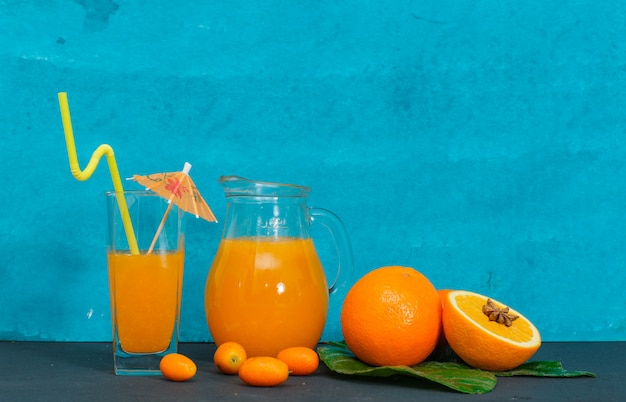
(317, 342, 497, 394)
(317, 342, 596, 395)
(494, 361, 596, 378)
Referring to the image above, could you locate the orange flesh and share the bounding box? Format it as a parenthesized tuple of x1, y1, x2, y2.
(455, 294, 535, 343)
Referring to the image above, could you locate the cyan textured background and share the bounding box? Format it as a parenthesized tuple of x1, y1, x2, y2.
(1, 1, 625, 342)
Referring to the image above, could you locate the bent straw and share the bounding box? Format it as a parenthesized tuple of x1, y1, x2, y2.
(58, 92, 140, 255)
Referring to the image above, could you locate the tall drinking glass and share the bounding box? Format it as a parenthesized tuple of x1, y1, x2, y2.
(106, 191, 185, 375)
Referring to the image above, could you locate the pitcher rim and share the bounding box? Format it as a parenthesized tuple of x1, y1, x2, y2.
(219, 175, 311, 198)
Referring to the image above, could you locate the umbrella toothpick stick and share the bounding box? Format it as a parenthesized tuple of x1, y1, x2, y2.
(58, 92, 140, 255)
(146, 163, 192, 254)
(147, 201, 173, 254)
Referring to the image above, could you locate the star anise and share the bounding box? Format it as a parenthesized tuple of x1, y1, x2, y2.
(482, 299, 519, 327)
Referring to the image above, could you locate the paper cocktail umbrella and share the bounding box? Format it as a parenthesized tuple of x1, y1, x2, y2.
(131, 162, 217, 253)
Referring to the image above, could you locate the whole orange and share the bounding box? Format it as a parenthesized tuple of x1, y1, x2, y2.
(277, 346, 319, 376)
(340, 266, 442, 367)
(436, 289, 453, 348)
(238, 357, 289, 387)
(159, 353, 197, 382)
(213, 341, 247, 375)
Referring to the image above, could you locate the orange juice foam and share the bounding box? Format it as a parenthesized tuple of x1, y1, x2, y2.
(205, 237, 329, 357)
(108, 251, 184, 354)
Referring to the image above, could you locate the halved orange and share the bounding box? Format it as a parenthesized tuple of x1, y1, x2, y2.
(442, 290, 541, 371)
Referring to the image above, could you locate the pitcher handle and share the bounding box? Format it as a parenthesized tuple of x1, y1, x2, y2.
(309, 208, 354, 294)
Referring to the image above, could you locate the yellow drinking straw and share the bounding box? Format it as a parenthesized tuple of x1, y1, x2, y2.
(58, 92, 140, 255)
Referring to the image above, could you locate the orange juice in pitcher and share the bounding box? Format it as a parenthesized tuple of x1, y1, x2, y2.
(205, 176, 353, 357)
(206, 237, 328, 356)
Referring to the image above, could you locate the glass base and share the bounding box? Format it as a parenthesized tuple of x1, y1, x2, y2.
(113, 351, 173, 376)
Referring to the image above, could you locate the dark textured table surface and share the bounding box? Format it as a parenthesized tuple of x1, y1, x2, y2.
(0, 341, 623, 401)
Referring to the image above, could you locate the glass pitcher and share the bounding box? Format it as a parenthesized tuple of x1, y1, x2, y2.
(204, 176, 353, 357)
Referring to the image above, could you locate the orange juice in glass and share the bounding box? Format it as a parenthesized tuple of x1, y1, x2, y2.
(108, 251, 184, 353)
(106, 191, 185, 375)
(205, 176, 353, 357)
